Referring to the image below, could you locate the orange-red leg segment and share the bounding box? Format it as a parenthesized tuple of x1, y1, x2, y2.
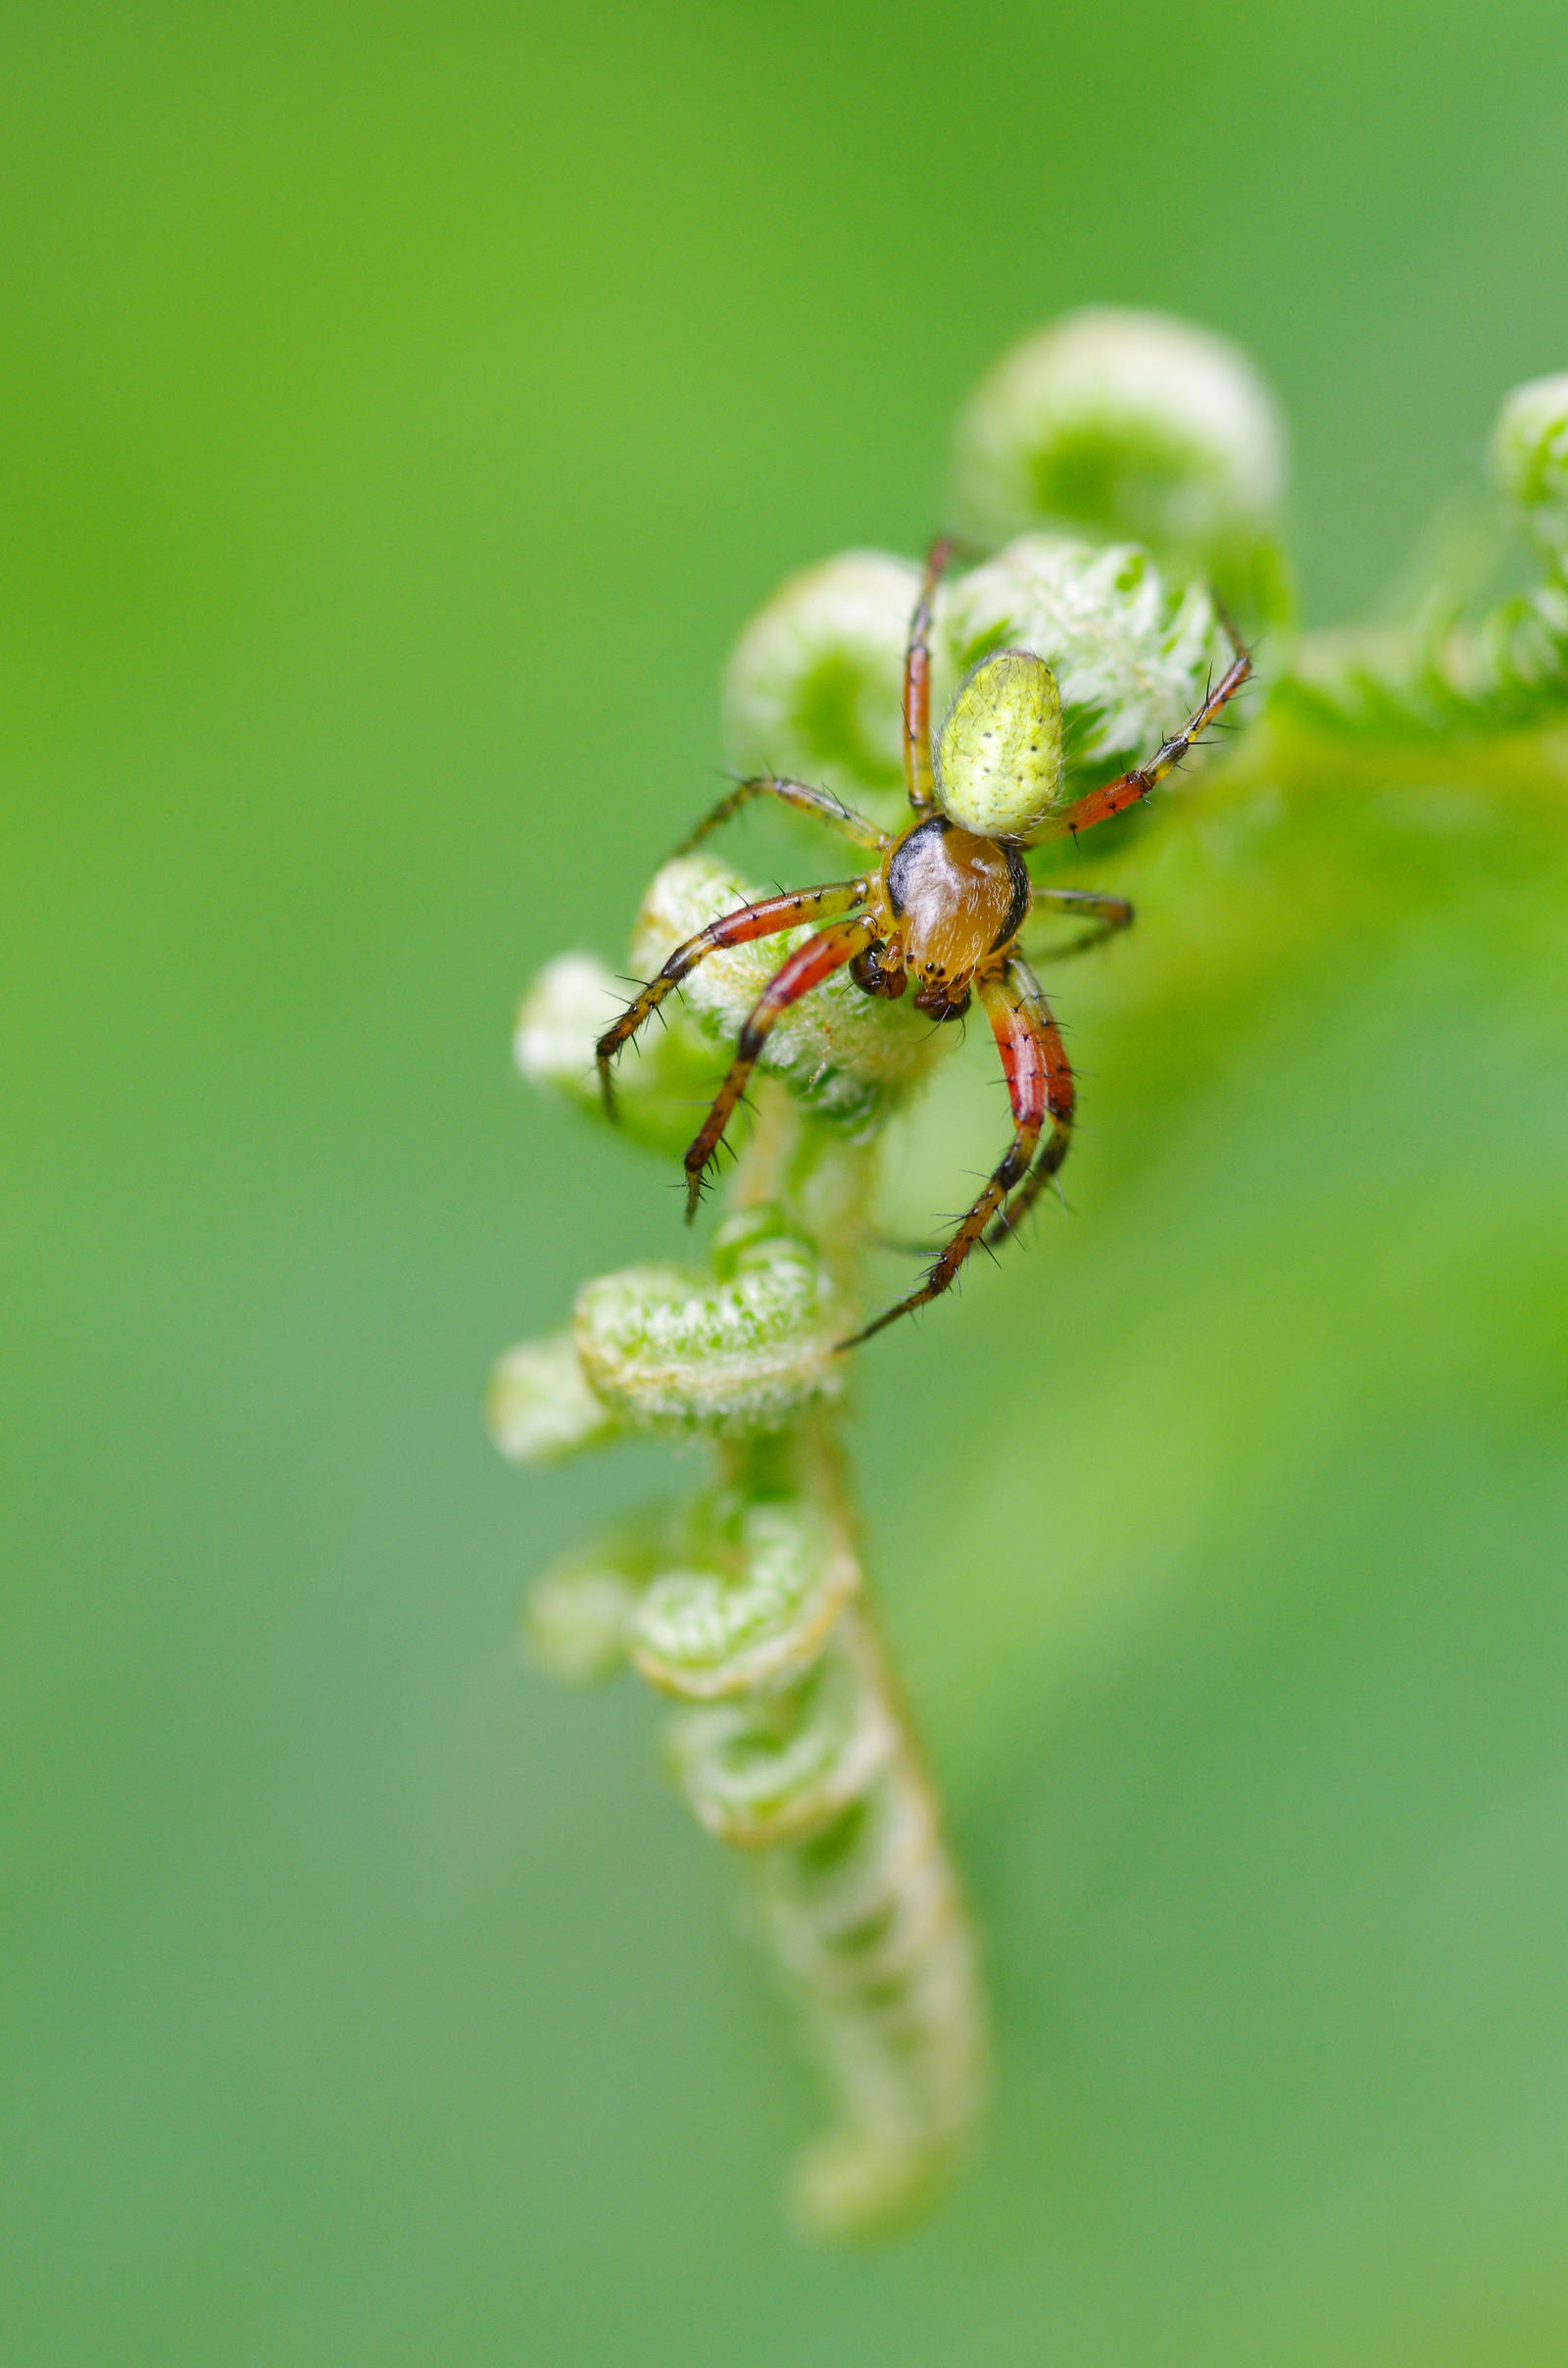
(903, 537, 952, 817)
(681, 913, 880, 1214)
(985, 958, 1075, 1245)
(1044, 615, 1251, 841)
(595, 879, 869, 1113)
(840, 959, 1053, 1348)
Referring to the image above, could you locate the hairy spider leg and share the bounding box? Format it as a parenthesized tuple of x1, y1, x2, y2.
(840, 960, 1053, 1348)
(983, 958, 1074, 1246)
(1043, 616, 1252, 841)
(876, 904, 1112, 1268)
(903, 537, 953, 818)
(595, 879, 871, 1114)
(680, 913, 880, 1216)
(1019, 886, 1136, 962)
(673, 774, 888, 857)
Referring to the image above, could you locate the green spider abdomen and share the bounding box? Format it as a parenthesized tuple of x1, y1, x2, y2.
(935, 648, 1065, 839)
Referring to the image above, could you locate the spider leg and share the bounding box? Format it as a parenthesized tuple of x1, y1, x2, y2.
(840, 959, 1054, 1349)
(679, 913, 880, 1216)
(985, 958, 1074, 1247)
(1042, 609, 1252, 842)
(595, 879, 870, 1114)
(673, 774, 888, 856)
(1018, 886, 1135, 963)
(904, 537, 953, 818)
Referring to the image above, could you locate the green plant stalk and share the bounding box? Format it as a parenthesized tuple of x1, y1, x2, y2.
(519, 1079, 990, 2239)
(710, 1096, 989, 2234)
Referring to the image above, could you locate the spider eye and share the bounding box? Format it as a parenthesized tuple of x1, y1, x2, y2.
(936, 650, 1064, 839)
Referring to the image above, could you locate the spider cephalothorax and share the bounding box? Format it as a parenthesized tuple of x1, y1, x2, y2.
(598, 541, 1250, 1346)
(858, 816, 1031, 1020)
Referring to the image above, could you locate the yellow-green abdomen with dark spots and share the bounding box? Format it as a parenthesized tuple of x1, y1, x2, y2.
(936, 649, 1064, 839)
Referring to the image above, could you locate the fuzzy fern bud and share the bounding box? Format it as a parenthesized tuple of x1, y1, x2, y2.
(631, 1488, 860, 1699)
(668, 1612, 895, 1846)
(486, 1330, 620, 1465)
(1493, 371, 1568, 567)
(950, 307, 1290, 623)
(939, 533, 1228, 789)
(524, 1525, 652, 1682)
(722, 550, 924, 818)
(1281, 370, 1568, 731)
(722, 533, 1232, 823)
(572, 1209, 846, 1438)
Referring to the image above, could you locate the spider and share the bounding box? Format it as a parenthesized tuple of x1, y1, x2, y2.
(597, 541, 1250, 1348)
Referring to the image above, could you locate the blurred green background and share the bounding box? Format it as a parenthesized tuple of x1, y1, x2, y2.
(5, 3, 1568, 2360)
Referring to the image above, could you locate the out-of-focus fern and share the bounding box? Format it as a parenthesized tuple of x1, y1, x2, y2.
(488, 312, 1567, 2237)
